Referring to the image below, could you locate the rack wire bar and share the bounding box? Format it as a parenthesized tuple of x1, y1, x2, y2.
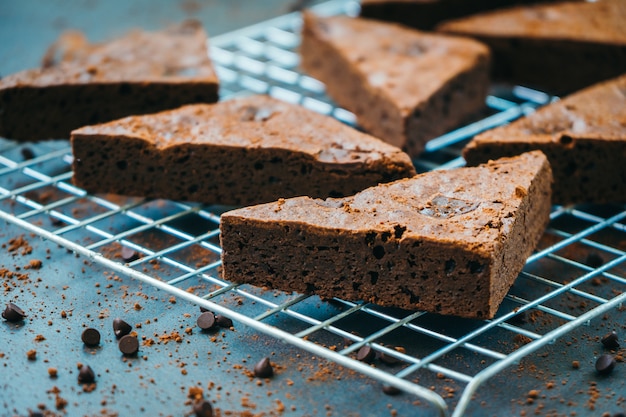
(0, 1, 624, 416)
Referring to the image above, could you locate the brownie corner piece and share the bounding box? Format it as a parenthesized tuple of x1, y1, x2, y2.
(300, 12, 490, 157)
(463, 74, 626, 204)
(0, 20, 219, 141)
(220, 151, 552, 319)
(70, 95, 416, 205)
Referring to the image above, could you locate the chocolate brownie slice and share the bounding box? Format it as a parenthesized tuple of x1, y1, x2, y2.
(464, 74, 626, 205)
(360, 0, 578, 31)
(220, 151, 552, 319)
(71, 95, 416, 206)
(300, 12, 490, 157)
(0, 20, 219, 140)
(437, 0, 626, 93)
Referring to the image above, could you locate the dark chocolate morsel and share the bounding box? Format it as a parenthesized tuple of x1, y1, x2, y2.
(379, 351, 400, 365)
(382, 384, 401, 396)
(120, 246, 139, 263)
(596, 354, 616, 375)
(113, 318, 132, 338)
(601, 331, 620, 350)
(21, 147, 35, 160)
(253, 357, 274, 378)
(356, 345, 376, 363)
(215, 314, 233, 329)
(193, 399, 214, 417)
(2, 302, 26, 322)
(78, 364, 95, 383)
(81, 328, 101, 347)
(197, 312, 216, 330)
(118, 334, 139, 356)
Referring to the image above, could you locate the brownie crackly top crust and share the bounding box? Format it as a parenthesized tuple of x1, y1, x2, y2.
(71, 95, 416, 205)
(3, 20, 218, 87)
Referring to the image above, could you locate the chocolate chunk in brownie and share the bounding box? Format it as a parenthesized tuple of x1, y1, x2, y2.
(437, 0, 626, 93)
(71, 95, 416, 206)
(464, 74, 626, 204)
(0, 20, 219, 140)
(360, 0, 579, 31)
(220, 151, 552, 319)
(300, 12, 490, 158)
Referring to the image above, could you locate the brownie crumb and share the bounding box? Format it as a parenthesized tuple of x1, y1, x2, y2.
(26, 349, 37, 360)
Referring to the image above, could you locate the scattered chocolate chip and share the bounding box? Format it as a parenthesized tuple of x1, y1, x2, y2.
(21, 147, 35, 161)
(506, 311, 527, 325)
(78, 364, 95, 383)
(112, 318, 132, 338)
(193, 399, 214, 417)
(601, 331, 620, 350)
(2, 302, 26, 322)
(120, 247, 139, 263)
(81, 328, 101, 347)
(253, 357, 273, 378)
(356, 345, 376, 363)
(215, 314, 233, 329)
(118, 334, 139, 356)
(49, 215, 64, 227)
(596, 354, 616, 375)
(197, 312, 216, 331)
(382, 384, 401, 396)
(378, 352, 400, 365)
(585, 252, 605, 268)
(29, 412, 44, 417)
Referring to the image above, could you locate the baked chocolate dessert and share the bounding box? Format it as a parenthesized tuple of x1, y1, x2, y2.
(71, 95, 416, 206)
(360, 0, 579, 31)
(437, 0, 626, 93)
(300, 12, 490, 157)
(0, 20, 219, 140)
(464, 74, 626, 205)
(220, 151, 552, 319)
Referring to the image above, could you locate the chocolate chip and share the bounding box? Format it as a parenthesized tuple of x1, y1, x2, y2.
(382, 384, 401, 396)
(118, 334, 139, 356)
(21, 147, 35, 161)
(215, 314, 233, 329)
(81, 328, 101, 347)
(197, 312, 216, 331)
(596, 354, 616, 375)
(253, 357, 273, 378)
(585, 252, 604, 268)
(193, 399, 214, 417)
(112, 318, 132, 338)
(78, 364, 95, 383)
(602, 331, 620, 350)
(378, 352, 400, 365)
(356, 345, 376, 363)
(2, 302, 26, 322)
(120, 247, 139, 263)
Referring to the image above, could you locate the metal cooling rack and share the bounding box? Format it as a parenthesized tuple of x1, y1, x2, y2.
(1, 1, 625, 416)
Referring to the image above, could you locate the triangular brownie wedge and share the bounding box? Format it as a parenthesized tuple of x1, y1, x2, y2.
(0, 20, 219, 140)
(359, 0, 579, 31)
(300, 12, 490, 157)
(464, 74, 626, 205)
(437, 0, 626, 93)
(220, 151, 552, 319)
(71, 95, 416, 206)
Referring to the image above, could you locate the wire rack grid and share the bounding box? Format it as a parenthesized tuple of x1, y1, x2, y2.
(1, 1, 625, 416)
